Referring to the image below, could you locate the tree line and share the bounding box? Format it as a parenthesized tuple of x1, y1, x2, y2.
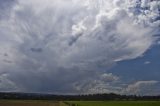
(0, 92, 160, 101)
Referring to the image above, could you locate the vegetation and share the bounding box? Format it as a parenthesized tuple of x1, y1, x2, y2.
(66, 101, 160, 106)
(0, 92, 160, 101)
(0, 92, 160, 106)
(0, 100, 61, 106)
(0, 100, 160, 106)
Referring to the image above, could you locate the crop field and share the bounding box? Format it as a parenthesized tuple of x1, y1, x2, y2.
(66, 101, 160, 106)
(1, 100, 160, 106)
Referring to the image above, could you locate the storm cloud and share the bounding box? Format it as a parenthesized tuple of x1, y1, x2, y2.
(0, 0, 159, 94)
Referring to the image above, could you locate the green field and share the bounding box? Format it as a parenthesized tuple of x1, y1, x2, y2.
(1, 100, 160, 106)
(67, 101, 160, 106)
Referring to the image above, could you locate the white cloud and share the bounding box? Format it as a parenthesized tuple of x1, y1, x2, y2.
(101, 73, 119, 82)
(141, 0, 150, 8)
(0, 0, 159, 94)
(73, 73, 120, 94)
(144, 61, 151, 64)
(124, 80, 159, 95)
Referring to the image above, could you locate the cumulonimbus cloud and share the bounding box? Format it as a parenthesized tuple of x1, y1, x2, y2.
(0, 0, 159, 94)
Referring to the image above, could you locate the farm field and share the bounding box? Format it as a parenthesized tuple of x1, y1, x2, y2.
(67, 101, 160, 106)
(1, 100, 160, 106)
(0, 100, 67, 106)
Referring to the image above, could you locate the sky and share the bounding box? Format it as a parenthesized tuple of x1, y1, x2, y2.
(0, 0, 159, 95)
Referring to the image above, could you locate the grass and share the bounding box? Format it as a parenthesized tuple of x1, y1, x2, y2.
(1, 100, 160, 106)
(66, 101, 160, 106)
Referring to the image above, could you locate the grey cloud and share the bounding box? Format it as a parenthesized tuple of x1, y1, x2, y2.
(0, 0, 16, 19)
(0, 73, 18, 91)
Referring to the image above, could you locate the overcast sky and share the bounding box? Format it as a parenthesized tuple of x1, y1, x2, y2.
(0, 0, 160, 95)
